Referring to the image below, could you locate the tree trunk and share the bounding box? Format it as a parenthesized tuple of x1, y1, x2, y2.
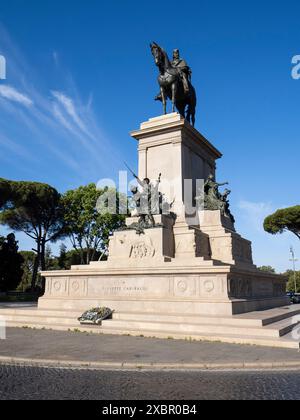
(78, 239, 85, 265)
(80, 249, 85, 265)
(31, 241, 41, 292)
(40, 239, 46, 271)
(40, 238, 46, 293)
(292, 231, 300, 240)
(86, 248, 91, 265)
(99, 251, 106, 261)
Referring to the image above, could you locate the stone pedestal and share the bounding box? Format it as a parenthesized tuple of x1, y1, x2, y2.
(108, 215, 175, 266)
(199, 210, 254, 268)
(40, 113, 289, 317)
(131, 113, 222, 223)
(173, 218, 211, 260)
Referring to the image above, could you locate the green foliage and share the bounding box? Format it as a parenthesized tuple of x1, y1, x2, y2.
(258, 266, 276, 274)
(61, 184, 126, 264)
(44, 245, 60, 271)
(0, 179, 66, 290)
(284, 270, 300, 293)
(264, 206, 300, 240)
(0, 178, 12, 209)
(57, 243, 68, 270)
(0, 234, 24, 292)
(35, 247, 102, 272)
(63, 248, 102, 268)
(1, 179, 128, 283)
(0, 180, 65, 243)
(17, 251, 36, 292)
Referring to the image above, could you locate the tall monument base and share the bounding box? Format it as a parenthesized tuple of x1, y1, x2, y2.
(2, 114, 297, 349)
(40, 114, 288, 316)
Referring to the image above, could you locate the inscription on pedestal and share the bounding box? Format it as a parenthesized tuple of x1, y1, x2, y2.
(101, 285, 148, 294)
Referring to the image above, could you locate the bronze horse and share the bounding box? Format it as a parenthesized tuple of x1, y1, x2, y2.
(150, 42, 197, 126)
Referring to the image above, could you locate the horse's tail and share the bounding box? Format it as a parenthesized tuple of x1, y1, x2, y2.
(187, 86, 197, 126)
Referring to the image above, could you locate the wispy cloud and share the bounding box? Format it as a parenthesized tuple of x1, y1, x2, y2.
(0, 24, 121, 183)
(52, 91, 87, 133)
(52, 103, 74, 132)
(0, 132, 37, 162)
(238, 200, 274, 232)
(52, 51, 59, 67)
(0, 85, 33, 107)
(50, 90, 105, 149)
(50, 91, 107, 162)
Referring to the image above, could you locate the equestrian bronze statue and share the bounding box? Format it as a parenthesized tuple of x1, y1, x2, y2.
(150, 42, 197, 126)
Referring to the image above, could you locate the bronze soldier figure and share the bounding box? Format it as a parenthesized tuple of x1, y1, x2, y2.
(126, 161, 162, 230)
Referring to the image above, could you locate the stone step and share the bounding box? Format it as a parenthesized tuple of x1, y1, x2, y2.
(2, 306, 299, 338)
(6, 321, 103, 333)
(114, 307, 300, 327)
(102, 317, 300, 338)
(235, 305, 300, 326)
(1, 305, 300, 328)
(113, 308, 300, 328)
(1, 305, 299, 326)
(0, 308, 81, 318)
(97, 327, 300, 349)
(2, 304, 300, 350)
(264, 318, 300, 337)
(3, 314, 261, 333)
(3, 314, 81, 325)
(3, 312, 297, 337)
(112, 312, 262, 327)
(113, 308, 300, 327)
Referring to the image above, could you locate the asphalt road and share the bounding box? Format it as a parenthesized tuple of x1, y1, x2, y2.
(0, 365, 300, 400)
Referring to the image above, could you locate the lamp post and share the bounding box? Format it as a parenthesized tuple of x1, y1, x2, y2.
(289, 246, 298, 294)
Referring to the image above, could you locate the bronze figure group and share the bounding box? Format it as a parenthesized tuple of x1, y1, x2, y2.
(202, 175, 235, 224)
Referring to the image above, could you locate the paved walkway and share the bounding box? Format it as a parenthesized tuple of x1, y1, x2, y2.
(0, 328, 300, 369)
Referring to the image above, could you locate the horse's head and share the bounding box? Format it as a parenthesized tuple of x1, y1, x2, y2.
(150, 42, 163, 67)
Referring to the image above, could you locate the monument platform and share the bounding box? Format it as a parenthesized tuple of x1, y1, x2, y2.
(1, 304, 300, 349)
(2, 113, 296, 349)
(38, 252, 287, 317)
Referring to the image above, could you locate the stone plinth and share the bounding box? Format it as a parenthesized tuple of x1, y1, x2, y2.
(108, 215, 175, 266)
(131, 113, 222, 222)
(199, 210, 254, 268)
(172, 218, 211, 260)
(39, 262, 288, 316)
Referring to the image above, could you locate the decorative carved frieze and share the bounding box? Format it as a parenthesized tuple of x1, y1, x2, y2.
(130, 241, 156, 259)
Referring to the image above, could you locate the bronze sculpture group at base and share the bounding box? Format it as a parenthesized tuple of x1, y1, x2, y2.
(124, 170, 235, 235)
(201, 175, 235, 224)
(124, 172, 169, 234)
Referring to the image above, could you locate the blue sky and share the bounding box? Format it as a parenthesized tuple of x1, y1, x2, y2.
(0, 0, 299, 272)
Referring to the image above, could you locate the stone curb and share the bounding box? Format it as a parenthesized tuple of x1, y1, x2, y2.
(1, 356, 300, 371)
